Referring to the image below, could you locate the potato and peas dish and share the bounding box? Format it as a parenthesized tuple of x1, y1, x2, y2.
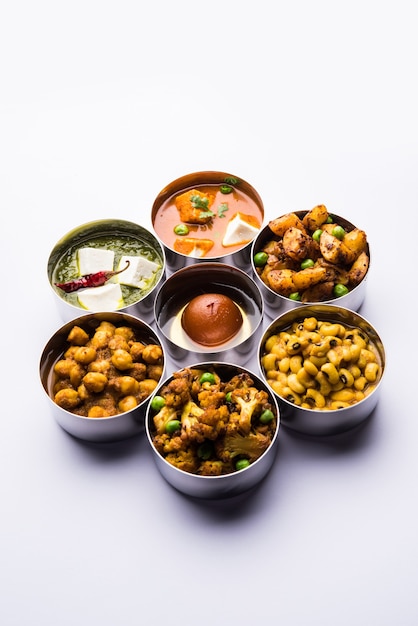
(260, 315, 382, 411)
(148, 366, 278, 476)
(51, 320, 164, 417)
(253, 205, 369, 302)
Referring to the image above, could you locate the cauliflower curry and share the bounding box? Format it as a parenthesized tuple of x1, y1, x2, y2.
(149, 366, 277, 476)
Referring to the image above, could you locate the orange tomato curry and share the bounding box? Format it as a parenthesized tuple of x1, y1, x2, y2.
(153, 184, 263, 258)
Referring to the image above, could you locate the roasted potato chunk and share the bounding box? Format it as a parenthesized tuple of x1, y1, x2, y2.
(283, 227, 312, 262)
(302, 204, 329, 232)
(265, 268, 296, 296)
(343, 228, 368, 255)
(269, 212, 306, 237)
(348, 251, 369, 286)
(292, 266, 328, 292)
(319, 230, 357, 265)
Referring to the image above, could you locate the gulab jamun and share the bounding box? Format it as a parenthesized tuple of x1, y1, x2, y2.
(181, 293, 243, 346)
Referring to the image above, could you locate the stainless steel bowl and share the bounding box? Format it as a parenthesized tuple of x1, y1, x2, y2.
(251, 211, 370, 319)
(145, 362, 280, 499)
(47, 219, 166, 323)
(154, 262, 264, 366)
(258, 304, 385, 436)
(151, 170, 264, 273)
(39, 312, 166, 443)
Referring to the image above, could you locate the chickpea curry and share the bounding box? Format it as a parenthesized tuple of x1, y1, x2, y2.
(52, 320, 164, 417)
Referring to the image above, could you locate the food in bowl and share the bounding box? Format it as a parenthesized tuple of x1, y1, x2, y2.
(260, 313, 382, 411)
(148, 365, 278, 476)
(50, 318, 164, 418)
(155, 263, 263, 362)
(49, 219, 164, 313)
(152, 171, 264, 262)
(253, 205, 369, 303)
(181, 293, 243, 346)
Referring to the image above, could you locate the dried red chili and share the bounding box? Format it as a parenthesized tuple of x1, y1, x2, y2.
(55, 260, 130, 293)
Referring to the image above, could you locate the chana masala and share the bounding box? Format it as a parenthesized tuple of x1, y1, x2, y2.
(51, 320, 164, 417)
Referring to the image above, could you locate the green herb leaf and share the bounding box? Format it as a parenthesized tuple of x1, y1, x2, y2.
(217, 203, 229, 218)
(199, 209, 216, 219)
(190, 194, 209, 209)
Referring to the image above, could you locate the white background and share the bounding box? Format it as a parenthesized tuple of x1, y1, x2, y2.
(1, 2, 417, 625)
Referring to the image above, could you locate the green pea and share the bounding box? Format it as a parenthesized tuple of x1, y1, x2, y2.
(253, 251, 268, 267)
(165, 419, 181, 434)
(235, 458, 250, 471)
(197, 441, 214, 460)
(326, 215, 334, 223)
(289, 292, 301, 301)
(333, 283, 349, 297)
(200, 372, 216, 384)
(332, 225, 346, 240)
(301, 258, 314, 269)
(312, 229, 323, 242)
(151, 395, 165, 411)
(260, 409, 275, 424)
(174, 224, 189, 236)
(225, 391, 233, 403)
(220, 185, 233, 194)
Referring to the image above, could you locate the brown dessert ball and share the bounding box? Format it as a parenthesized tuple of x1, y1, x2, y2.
(181, 293, 243, 346)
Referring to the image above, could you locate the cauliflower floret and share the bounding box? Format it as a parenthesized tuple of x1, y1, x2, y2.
(229, 387, 270, 434)
(153, 405, 179, 435)
(216, 431, 272, 464)
(153, 433, 184, 455)
(197, 389, 226, 408)
(198, 460, 225, 476)
(165, 449, 199, 474)
(180, 400, 229, 444)
(163, 375, 191, 408)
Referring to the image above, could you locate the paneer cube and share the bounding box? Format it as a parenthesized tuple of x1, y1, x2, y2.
(77, 247, 115, 276)
(77, 283, 124, 311)
(116, 255, 161, 289)
(222, 213, 260, 247)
